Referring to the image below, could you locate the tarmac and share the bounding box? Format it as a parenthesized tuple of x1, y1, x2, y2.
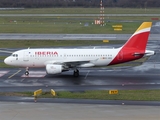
(0, 102, 160, 120)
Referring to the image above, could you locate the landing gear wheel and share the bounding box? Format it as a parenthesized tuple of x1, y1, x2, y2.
(25, 71, 29, 76)
(73, 69, 79, 77)
(25, 67, 29, 76)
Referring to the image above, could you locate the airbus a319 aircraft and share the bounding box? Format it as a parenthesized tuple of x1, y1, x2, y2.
(4, 22, 155, 77)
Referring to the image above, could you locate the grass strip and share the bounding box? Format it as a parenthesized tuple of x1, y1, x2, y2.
(0, 40, 116, 48)
(0, 21, 141, 34)
(0, 8, 160, 14)
(0, 90, 160, 101)
(0, 8, 158, 34)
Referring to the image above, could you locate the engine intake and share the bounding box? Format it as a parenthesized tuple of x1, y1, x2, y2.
(46, 64, 62, 74)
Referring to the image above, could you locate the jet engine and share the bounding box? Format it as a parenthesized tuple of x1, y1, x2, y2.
(46, 64, 63, 74)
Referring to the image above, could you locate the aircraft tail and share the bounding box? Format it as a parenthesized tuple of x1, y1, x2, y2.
(122, 22, 152, 51)
(109, 22, 153, 65)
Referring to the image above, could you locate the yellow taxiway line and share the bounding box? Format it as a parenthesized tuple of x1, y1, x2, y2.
(8, 70, 21, 79)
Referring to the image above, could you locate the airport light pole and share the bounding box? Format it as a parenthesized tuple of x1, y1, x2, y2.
(100, 0, 105, 26)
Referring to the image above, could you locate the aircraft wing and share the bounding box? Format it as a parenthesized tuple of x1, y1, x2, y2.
(65, 61, 90, 68)
(46, 59, 97, 68)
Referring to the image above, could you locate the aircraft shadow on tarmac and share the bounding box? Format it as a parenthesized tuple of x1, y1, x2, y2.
(45, 70, 153, 85)
(46, 74, 83, 85)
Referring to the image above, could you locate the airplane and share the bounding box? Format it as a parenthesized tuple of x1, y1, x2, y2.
(4, 22, 155, 77)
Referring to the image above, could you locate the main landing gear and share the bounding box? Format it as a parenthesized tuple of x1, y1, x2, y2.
(73, 69, 79, 77)
(25, 67, 29, 76)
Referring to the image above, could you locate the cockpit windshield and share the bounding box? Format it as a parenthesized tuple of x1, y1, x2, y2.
(11, 54, 18, 57)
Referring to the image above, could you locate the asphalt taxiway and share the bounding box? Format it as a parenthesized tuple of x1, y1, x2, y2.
(0, 60, 160, 92)
(0, 33, 160, 40)
(1, 102, 160, 120)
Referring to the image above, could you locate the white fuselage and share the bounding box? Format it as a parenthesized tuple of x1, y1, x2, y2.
(4, 48, 121, 68)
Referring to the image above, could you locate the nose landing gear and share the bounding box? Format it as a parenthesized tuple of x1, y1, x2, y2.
(25, 67, 29, 76)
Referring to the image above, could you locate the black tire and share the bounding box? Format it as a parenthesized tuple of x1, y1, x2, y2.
(73, 70, 79, 77)
(25, 71, 29, 76)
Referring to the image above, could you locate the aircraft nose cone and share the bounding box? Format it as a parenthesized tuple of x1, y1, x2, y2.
(4, 57, 10, 65)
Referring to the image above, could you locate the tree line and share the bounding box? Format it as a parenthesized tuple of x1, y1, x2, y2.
(0, 0, 159, 8)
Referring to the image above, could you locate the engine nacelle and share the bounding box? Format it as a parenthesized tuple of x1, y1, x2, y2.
(46, 64, 62, 74)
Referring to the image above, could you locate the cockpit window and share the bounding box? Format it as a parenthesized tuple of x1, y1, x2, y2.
(11, 54, 18, 57)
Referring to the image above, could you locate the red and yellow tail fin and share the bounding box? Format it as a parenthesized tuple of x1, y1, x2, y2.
(109, 22, 152, 65)
(123, 22, 152, 51)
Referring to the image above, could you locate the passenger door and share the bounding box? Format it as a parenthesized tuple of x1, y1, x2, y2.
(23, 51, 29, 61)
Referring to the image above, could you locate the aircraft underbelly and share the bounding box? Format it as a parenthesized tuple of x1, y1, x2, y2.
(93, 59, 110, 66)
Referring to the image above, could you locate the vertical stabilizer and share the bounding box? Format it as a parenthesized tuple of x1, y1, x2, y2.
(122, 22, 152, 51)
(109, 22, 152, 65)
